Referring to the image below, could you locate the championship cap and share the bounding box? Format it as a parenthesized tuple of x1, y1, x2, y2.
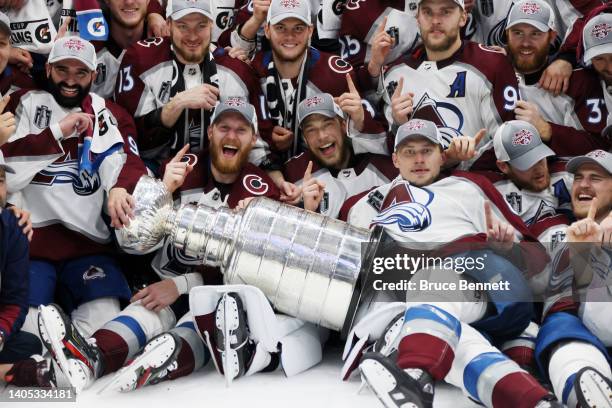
(493, 120, 555, 171)
(169, 0, 213, 21)
(297, 93, 344, 126)
(506, 0, 555, 33)
(211, 97, 258, 133)
(566, 149, 612, 175)
(48, 36, 97, 71)
(582, 13, 612, 66)
(267, 0, 312, 26)
(415, 0, 465, 10)
(394, 119, 444, 150)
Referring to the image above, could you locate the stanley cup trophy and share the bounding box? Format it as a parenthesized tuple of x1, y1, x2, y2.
(120, 176, 385, 334)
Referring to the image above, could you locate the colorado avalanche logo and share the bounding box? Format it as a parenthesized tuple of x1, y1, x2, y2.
(519, 2, 541, 15)
(305, 96, 323, 107)
(180, 153, 199, 167)
(63, 38, 86, 51)
(411, 92, 463, 147)
(243, 174, 269, 195)
(280, 0, 300, 9)
(512, 129, 533, 146)
(592, 23, 611, 40)
(371, 181, 434, 232)
(83, 266, 106, 281)
(31, 152, 101, 196)
(372, 202, 432, 232)
(587, 149, 607, 159)
(225, 97, 246, 107)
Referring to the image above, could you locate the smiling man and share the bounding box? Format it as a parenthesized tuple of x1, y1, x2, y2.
(250, 0, 387, 167)
(35, 98, 284, 392)
(368, 0, 519, 171)
(0, 36, 147, 354)
(282, 93, 397, 218)
(530, 150, 612, 408)
(115, 0, 272, 166)
(503, 0, 610, 157)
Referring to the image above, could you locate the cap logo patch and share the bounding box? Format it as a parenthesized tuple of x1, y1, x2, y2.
(305, 96, 324, 107)
(225, 97, 246, 107)
(592, 23, 611, 40)
(512, 129, 533, 146)
(519, 2, 541, 15)
(587, 150, 607, 159)
(63, 38, 86, 52)
(405, 120, 426, 131)
(280, 0, 300, 9)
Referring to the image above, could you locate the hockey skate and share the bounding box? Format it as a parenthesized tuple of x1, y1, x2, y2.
(37, 304, 104, 392)
(372, 312, 405, 358)
(101, 331, 182, 393)
(214, 292, 254, 386)
(359, 352, 434, 408)
(4, 355, 69, 388)
(574, 366, 612, 408)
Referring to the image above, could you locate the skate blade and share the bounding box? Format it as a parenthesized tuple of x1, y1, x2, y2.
(578, 369, 612, 408)
(98, 340, 172, 394)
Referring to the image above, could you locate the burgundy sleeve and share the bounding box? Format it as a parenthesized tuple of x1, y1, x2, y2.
(216, 2, 253, 48)
(108, 102, 148, 193)
(146, 0, 165, 18)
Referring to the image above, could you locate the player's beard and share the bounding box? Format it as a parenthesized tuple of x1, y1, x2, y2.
(509, 43, 549, 74)
(270, 39, 309, 64)
(508, 168, 550, 193)
(210, 137, 252, 175)
(422, 26, 460, 53)
(47, 80, 91, 108)
(172, 37, 209, 64)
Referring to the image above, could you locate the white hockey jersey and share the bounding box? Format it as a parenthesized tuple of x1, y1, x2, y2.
(381, 41, 519, 170)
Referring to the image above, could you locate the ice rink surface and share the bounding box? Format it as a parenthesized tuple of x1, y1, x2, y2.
(2, 348, 480, 408)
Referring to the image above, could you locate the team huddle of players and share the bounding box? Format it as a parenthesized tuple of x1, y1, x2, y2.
(0, 0, 611, 407)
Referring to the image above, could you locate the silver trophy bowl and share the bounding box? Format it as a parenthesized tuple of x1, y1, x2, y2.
(120, 176, 382, 332)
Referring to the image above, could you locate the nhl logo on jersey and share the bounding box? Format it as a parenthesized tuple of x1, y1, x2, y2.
(519, 2, 541, 15)
(280, 0, 300, 9)
(305, 96, 324, 107)
(512, 129, 533, 146)
(34, 105, 51, 129)
(592, 23, 611, 40)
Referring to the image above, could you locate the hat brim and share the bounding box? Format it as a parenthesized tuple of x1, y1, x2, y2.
(268, 13, 311, 26)
(506, 19, 550, 33)
(47, 55, 96, 71)
(212, 107, 258, 132)
(508, 143, 555, 171)
(171, 8, 213, 21)
(394, 133, 441, 150)
(566, 156, 612, 175)
(417, 0, 464, 10)
(298, 109, 342, 126)
(0, 21, 10, 36)
(583, 43, 612, 65)
(0, 163, 15, 174)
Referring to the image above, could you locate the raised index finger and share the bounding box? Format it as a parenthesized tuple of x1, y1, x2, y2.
(304, 160, 313, 181)
(587, 197, 599, 220)
(346, 73, 358, 95)
(170, 144, 190, 163)
(392, 76, 404, 98)
(376, 16, 388, 35)
(473, 128, 486, 146)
